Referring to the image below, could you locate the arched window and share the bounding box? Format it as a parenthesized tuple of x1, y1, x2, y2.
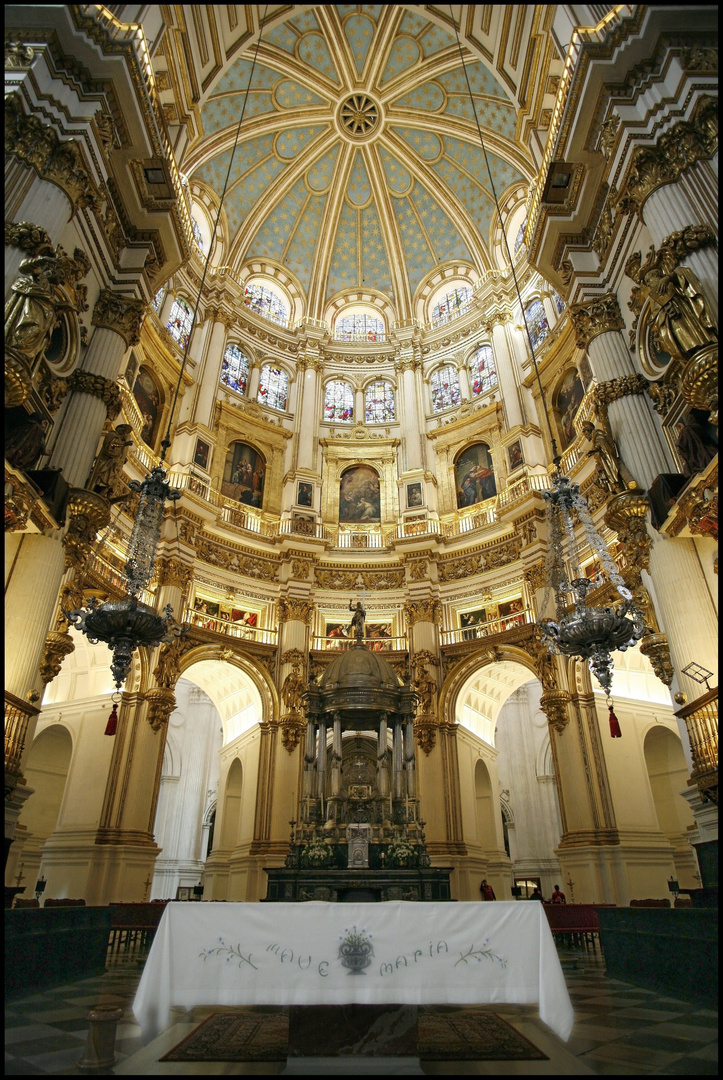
(257, 364, 288, 411)
(524, 299, 549, 351)
(220, 344, 249, 395)
(191, 215, 205, 253)
(430, 365, 461, 413)
(514, 217, 527, 254)
(335, 312, 385, 342)
(431, 285, 472, 328)
(365, 380, 395, 423)
(469, 345, 497, 397)
(151, 287, 166, 315)
(166, 297, 194, 349)
(324, 380, 354, 423)
(243, 281, 289, 327)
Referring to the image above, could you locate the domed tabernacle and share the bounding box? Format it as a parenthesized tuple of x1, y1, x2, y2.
(320, 642, 399, 692)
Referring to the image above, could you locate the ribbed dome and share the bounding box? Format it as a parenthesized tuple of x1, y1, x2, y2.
(320, 643, 399, 692)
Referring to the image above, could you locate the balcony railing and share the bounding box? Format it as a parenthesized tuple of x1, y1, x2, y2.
(184, 608, 278, 645)
(337, 527, 385, 549)
(675, 687, 718, 804)
(387, 519, 442, 542)
(441, 608, 533, 646)
(5, 691, 40, 798)
(311, 634, 407, 652)
(278, 518, 331, 541)
(332, 330, 388, 343)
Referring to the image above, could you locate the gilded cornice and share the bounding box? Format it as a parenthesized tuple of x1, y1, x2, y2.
(438, 535, 522, 582)
(568, 293, 624, 350)
(615, 96, 718, 219)
(194, 532, 280, 581)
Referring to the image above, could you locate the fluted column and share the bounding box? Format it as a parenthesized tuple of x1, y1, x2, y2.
(4, 533, 67, 700)
(5, 206, 71, 300)
(192, 313, 229, 429)
(392, 721, 404, 801)
(377, 712, 389, 799)
(295, 356, 323, 472)
(354, 387, 364, 423)
(399, 361, 423, 471)
(492, 316, 524, 429)
(331, 713, 342, 798)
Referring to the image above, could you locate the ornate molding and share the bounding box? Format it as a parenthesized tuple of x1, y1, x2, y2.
(605, 491, 652, 571)
(539, 689, 571, 734)
(280, 716, 306, 753)
(91, 289, 147, 348)
(615, 96, 718, 219)
(146, 686, 176, 731)
(680, 344, 718, 424)
(4, 221, 54, 256)
(414, 715, 440, 755)
(153, 635, 195, 690)
(438, 537, 522, 582)
(5, 41, 35, 69)
(62, 488, 111, 570)
(67, 370, 122, 419)
(568, 293, 624, 349)
(195, 534, 279, 580)
(5, 92, 103, 214)
(639, 633, 674, 687)
(404, 598, 441, 626)
(593, 373, 648, 407)
(155, 556, 194, 600)
(39, 631, 76, 685)
(278, 597, 314, 624)
(524, 560, 547, 595)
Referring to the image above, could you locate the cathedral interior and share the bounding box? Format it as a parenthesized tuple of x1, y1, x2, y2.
(3, 4, 719, 1070)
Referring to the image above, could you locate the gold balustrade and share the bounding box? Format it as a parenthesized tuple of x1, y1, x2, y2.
(5, 691, 41, 800)
(675, 687, 719, 805)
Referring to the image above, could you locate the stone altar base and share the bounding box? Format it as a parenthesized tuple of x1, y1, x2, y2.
(263, 866, 453, 902)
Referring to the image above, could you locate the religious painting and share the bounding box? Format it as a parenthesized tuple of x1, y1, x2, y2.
(406, 482, 423, 508)
(454, 443, 497, 509)
(507, 440, 523, 472)
(366, 623, 392, 650)
(556, 369, 585, 449)
(297, 481, 313, 508)
(338, 465, 381, 523)
(499, 598, 524, 628)
(292, 512, 315, 535)
(132, 367, 161, 448)
(459, 607, 492, 639)
(221, 441, 265, 508)
(175, 887, 191, 901)
(325, 621, 350, 645)
(193, 438, 210, 471)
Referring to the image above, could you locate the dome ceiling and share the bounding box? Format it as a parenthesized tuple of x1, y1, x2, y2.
(186, 4, 533, 319)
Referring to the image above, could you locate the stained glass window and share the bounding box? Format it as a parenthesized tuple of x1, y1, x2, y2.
(430, 365, 461, 413)
(525, 299, 549, 350)
(324, 380, 354, 423)
(220, 344, 250, 395)
(257, 364, 288, 411)
(553, 289, 566, 314)
(431, 286, 472, 328)
(469, 345, 498, 397)
(166, 298, 194, 349)
(151, 287, 166, 315)
(514, 217, 528, 254)
(335, 313, 385, 342)
(365, 381, 395, 423)
(243, 281, 289, 327)
(191, 216, 205, 252)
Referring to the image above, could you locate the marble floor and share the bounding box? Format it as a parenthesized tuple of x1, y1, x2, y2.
(5, 944, 718, 1075)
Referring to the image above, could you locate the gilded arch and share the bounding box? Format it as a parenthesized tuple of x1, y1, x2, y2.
(439, 644, 538, 729)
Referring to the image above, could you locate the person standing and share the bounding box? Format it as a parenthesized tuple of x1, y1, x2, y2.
(529, 886, 544, 902)
(550, 884, 567, 904)
(480, 879, 496, 901)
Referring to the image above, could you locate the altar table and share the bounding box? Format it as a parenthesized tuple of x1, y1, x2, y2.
(133, 901, 574, 1041)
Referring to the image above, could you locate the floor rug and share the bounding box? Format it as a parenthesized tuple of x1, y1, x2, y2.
(417, 1008, 549, 1061)
(160, 1010, 289, 1062)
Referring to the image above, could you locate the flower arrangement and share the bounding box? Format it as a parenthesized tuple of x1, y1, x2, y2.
(385, 836, 419, 867)
(300, 834, 333, 867)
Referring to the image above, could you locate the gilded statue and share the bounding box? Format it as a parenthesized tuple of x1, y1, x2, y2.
(5, 245, 91, 363)
(281, 662, 305, 715)
(625, 245, 717, 362)
(412, 661, 436, 716)
(581, 421, 636, 494)
(87, 424, 134, 499)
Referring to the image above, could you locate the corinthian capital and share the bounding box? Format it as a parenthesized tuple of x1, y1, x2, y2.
(92, 289, 147, 348)
(568, 293, 624, 350)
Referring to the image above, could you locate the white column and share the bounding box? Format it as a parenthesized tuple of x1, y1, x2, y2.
(248, 362, 261, 402)
(457, 363, 471, 401)
(642, 183, 718, 322)
(5, 179, 72, 299)
(295, 361, 321, 472)
(586, 331, 676, 489)
(4, 533, 66, 699)
(492, 320, 524, 428)
(401, 365, 422, 470)
(355, 387, 365, 424)
(49, 327, 129, 488)
(192, 318, 227, 429)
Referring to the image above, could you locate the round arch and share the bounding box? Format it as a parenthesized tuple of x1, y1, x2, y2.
(175, 643, 279, 730)
(439, 645, 538, 732)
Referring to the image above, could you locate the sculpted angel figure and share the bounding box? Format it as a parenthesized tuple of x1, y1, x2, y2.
(625, 245, 717, 361)
(413, 661, 437, 716)
(281, 662, 305, 715)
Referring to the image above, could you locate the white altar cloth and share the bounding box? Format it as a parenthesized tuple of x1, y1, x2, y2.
(133, 901, 573, 1041)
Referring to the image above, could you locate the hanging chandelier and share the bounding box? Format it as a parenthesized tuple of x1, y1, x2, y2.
(451, 10, 645, 711)
(66, 7, 269, 696)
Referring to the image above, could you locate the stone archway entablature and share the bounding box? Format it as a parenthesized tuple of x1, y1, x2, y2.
(439, 643, 538, 731)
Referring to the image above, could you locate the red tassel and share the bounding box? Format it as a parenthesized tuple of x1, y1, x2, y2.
(105, 702, 118, 736)
(608, 704, 622, 738)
